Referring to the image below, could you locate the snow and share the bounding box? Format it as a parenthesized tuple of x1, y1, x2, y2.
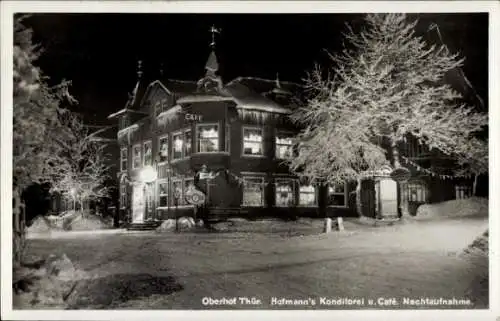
(415, 197, 488, 220)
(117, 124, 139, 138)
(23, 214, 488, 309)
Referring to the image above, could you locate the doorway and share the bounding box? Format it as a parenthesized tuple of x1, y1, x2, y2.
(131, 184, 145, 223)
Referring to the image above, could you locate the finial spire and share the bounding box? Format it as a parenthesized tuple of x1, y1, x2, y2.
(209, 25, 221, 48)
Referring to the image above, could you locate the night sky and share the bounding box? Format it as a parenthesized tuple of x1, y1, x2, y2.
(22, 13, 488, 125)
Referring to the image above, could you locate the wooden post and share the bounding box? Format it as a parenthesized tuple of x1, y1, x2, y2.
(324, 217, 332, 233)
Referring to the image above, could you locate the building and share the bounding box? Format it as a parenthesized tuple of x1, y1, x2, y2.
(108, 43, 485, 227)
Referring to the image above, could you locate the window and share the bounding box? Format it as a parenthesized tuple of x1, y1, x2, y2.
(404, 181, 428, 202)
(172, 179, 183, 206)
(158, 135, 169, 162)
(225, 125, 230, 153)
(242, 177, 264, 206)
(132, 144, 141, 169)
(275, 179, 295, 207)
(172, 132, 183, 160)
(158, 181, 169, 207)
(120, 148, 128, 172)
(184, 129, 192, 157)
(328, 183, 347, 207)
(143, 141, 152, 166)
(197, 124, 219, 153)
(119, 184, 127, 208)
(299, 184, 317, 206)
(145, 184, 154, 215)
(243, 127, 263, 156)
(455, 185, 472, 199)
(276, 132, 293, 159)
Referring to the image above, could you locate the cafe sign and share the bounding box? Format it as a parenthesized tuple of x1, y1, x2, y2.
(185, 113, 203, 122)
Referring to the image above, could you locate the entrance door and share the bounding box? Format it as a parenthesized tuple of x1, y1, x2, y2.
(377, 178, 399, 219)
(131, 184, 145, 223)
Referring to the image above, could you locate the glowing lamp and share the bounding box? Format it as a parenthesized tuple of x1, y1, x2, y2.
(139, 166, 158, 183)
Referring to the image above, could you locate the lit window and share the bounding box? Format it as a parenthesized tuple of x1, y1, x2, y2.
(455, 185, 472, 199)
(243, 128, 263, 156)
(184, 129, 192, 157)
(158, 136, 168, 162)
(143, 141, 152, 166)
(299, 184, 317, 206)
(132, 144, 141, 169)
(197, 124, 219, 153)
(328, 183, 347, 207)
(172, 132, 183, 160)
(120, 184, 127, 208)
(120, 148, 128, 172)
(276, 179, 295, 207)
(172, 179, 183, 206)
(243, 177, 264, 206)
(276, 132, 293, 159)
(158, 181, 168, 207)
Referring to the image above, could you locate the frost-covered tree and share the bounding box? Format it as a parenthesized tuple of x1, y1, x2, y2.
(13, 15, 76, 265)
(50, 112, 112, 214)
(289, 13, 488, 186)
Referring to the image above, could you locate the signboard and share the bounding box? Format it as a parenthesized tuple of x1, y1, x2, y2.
(185, 113, 203, 122)
(199, 172, 215, 180)
(390, 167, 411, 182)
(185, 185, 206, 205)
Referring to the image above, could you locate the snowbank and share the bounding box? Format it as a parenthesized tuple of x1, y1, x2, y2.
(415, 197, 488, 220)
(27, 216, 53, 234)
(13, 253, 89, 309)
(463, 230, 489, 256)
(65, 214, 112, 231)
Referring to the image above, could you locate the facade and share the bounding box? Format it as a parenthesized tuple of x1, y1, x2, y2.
(109, 49, 483, 225)
(109, 52, 357, 224)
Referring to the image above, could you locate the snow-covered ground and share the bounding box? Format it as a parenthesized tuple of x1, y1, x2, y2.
(22, 214, 488, 309)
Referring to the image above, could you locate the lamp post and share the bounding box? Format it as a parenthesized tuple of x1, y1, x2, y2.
(164, 162, 173, 227)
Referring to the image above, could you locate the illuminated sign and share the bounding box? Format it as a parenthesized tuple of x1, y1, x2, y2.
(185, 113, 203, 121)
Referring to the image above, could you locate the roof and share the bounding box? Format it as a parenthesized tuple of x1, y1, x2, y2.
(107, 108, 148, 119)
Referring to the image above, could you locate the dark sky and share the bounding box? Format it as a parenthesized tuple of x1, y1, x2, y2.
(22, 13, 488, 125)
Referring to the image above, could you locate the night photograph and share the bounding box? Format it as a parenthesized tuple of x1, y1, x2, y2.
(2, 1, 497, 319)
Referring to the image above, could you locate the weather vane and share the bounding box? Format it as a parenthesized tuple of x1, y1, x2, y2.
(209, 25, 221, 48)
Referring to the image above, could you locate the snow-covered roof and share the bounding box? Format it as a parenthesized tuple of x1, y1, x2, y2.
(107, 108, 148, 119)
(224, 81, 293, 114)
(177, 94, 234, 104)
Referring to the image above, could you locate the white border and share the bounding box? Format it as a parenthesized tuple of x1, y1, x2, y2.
(1, 1, 499, 321)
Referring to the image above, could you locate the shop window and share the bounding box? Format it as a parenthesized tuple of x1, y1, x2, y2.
(184, 129, 192, 157)
(183, 178, 195, 206)
(276, 132, 293, 159)
(120, 148, 128, 172)
(455, 185, 472, 199)
(172, 179, 183, 206)
(132, 144, 141, 169)
(143, 141, 152, 166)
(243, 127, 263, 156)
(172, 132, 184, 160)
(276, 179, 295, 207)
(119, 184, 127, 209)
(242, 177, 264, 206)
(299, 184, 317, 206)
(197, 124, 219, 153)
(158, 135, 169, 162)
(328, 183, 347, 207)
(157, 181, 169, 207)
